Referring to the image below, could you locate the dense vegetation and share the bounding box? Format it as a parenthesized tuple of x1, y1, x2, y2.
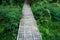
(0, 0, 60, 40)
(28, 0, 60, 40)
(0, 0, 23, 40)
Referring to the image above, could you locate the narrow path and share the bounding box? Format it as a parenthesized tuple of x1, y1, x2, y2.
(17, 1, 42, 40)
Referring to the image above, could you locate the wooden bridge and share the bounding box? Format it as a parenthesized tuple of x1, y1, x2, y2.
(17, 0, 42, 40)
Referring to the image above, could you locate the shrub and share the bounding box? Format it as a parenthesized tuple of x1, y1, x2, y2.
(0, 6, 22, 40)
(30, 0, 60, 40)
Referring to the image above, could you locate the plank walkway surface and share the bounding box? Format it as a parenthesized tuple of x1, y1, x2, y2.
(17, 1, 42, 40)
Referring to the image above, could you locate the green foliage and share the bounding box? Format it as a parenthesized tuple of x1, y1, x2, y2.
(0, 0, 24, 40)
(0, 0, 24, 6)
(30, 0, 60, 40)
(0, 6, 22, 40)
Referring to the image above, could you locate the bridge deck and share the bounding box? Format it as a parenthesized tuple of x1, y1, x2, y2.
(17, 1, 42, 40)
